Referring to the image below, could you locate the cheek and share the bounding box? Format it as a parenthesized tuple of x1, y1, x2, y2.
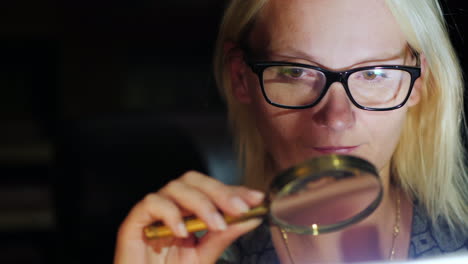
(258, 113, 304, 172)
(251, 99, 302, 147)
(246, 77, 303, 164)
(360, 110, 407, 170)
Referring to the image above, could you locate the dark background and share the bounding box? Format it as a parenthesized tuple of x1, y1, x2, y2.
(0, 1, 466, 263)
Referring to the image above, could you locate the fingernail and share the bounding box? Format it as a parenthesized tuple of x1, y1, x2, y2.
(176, 223, 188, 237)
(249, 190, 265, 202)
(212, 213, 227, 230)
(230, 196, 249, 213)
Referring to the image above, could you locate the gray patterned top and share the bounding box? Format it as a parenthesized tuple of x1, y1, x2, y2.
(218, 200, 468, 263)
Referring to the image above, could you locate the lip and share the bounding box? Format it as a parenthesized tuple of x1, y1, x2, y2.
(312, 146, 359, 154)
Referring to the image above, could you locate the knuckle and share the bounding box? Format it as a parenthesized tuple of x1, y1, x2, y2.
(210, 178, 226, 190)
(164, 179, 183, 193)
(232, 186, 250, 198)
(160, 205, 180, 220)
(141, 193, 180, 220)
(218, 189, 236, 203)
(142, 193, 159, 205)
(234, 186, 249, 193)
(181, 170, 201, 182)
(188, 194, 217, 214)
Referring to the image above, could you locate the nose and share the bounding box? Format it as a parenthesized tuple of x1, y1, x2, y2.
(313, 83, 355, 131)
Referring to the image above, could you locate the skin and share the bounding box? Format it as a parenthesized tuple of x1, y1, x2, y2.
(114, 0, 425, 263)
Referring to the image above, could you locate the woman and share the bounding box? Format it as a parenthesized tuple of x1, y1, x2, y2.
(114, 0, 468, 263)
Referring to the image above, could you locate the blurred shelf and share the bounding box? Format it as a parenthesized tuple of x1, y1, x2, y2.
(0, 142, 52, 164)
(0, 186, 55, 232)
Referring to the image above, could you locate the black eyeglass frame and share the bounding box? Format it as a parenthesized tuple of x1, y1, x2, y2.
(247, 61, 421, 111)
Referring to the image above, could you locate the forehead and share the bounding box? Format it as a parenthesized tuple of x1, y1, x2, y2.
(249, 0, 408, 69)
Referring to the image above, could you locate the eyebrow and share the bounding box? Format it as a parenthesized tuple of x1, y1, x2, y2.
(263, 46, 409, 69)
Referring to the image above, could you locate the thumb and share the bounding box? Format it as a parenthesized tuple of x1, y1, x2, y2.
(196, 218, 263, 263)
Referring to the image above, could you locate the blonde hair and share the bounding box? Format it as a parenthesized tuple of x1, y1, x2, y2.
(214, 0, 270, 190)
(385, 0, 468, 234)
(214, 0, 468, 233)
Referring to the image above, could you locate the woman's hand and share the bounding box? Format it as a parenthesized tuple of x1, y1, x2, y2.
(114, 171, 265, 264)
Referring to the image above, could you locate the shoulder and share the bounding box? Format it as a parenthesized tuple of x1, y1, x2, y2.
(409, 199, 468, 258)
(218, 221, 280, 264)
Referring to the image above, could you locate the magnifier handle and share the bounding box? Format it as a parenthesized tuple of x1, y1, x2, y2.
(144, 205, 268, 239)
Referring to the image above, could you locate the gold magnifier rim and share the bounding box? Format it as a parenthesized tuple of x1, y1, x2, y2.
(268, 154, 383, 235)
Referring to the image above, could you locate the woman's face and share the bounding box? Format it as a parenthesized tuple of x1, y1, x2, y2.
(232, 0, 422, 178)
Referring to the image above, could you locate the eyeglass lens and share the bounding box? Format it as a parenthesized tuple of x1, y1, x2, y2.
(263, 66, 411, 109)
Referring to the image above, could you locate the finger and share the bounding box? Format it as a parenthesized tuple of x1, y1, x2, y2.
(146, 236, 176, 254)
(160, 179, 228, 232)
(197, 218, 263, 263)
(146, 234, 197, 254)
(115, 195, 183, 264)
(231, 186, 265, 206)
(120, 193, 188, 240)
(180, 171, 265, 216)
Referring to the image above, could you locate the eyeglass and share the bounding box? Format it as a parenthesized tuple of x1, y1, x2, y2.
(246, 61, 421, 111)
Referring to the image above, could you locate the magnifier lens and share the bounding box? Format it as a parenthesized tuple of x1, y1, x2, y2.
(269, 156, 382, 235)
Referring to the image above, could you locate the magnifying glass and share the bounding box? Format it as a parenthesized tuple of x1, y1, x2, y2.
(144, 154, 382, 239)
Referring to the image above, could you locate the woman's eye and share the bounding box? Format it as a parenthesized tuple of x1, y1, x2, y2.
(363, 71, 377, 80)
(281, 67, 305, 78)
(361, 70, 386, 80)
(289, 68, 304, 78)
